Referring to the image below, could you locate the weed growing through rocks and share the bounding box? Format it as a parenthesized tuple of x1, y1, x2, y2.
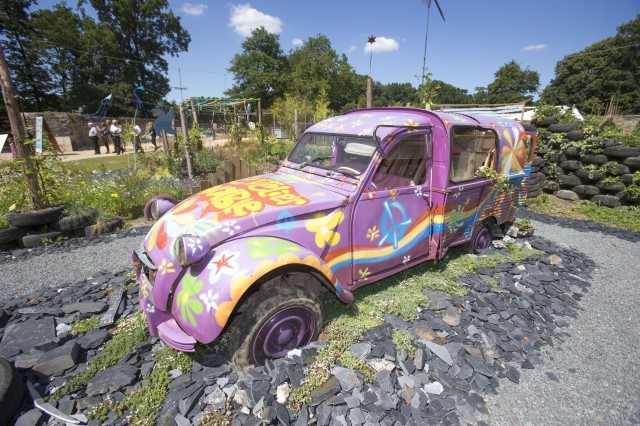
(89, 346, 195, 425)
(69, 315, 99, 334)
(391, 329, 418, 358)
(288, 245, 540, 409)
(51, 312, 148, 400)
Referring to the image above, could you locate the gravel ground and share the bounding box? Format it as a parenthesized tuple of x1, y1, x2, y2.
(1, 214, 639, 425)
(0, 231, 144, 299)
(480, 218, 640, 425)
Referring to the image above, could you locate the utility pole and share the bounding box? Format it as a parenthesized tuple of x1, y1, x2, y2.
(0, 43, 44, 209)
(174, 69, 193, 179)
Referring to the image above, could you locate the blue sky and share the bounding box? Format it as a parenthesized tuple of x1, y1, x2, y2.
(38, 0, 640, 104)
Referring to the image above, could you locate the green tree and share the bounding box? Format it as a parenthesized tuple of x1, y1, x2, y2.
(77, 0, 190, 115)
(541, 16, 640, 114)
(226, 27, 287, 109)
(0, 0, 52, 110)
(416, 72, 440, 109)
(486, 60, 539, 103)
(372, 82, 416, 107)
(433, 81, 474, 105)
(287, 35, 362, 112)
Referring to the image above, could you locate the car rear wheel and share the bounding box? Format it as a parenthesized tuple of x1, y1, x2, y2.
(230, 284, 323, 370)
(469, 220, 493, 254)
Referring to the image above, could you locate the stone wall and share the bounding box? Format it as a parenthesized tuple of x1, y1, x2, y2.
(526, 119, 640, 207)
(20, 113, 154, 152)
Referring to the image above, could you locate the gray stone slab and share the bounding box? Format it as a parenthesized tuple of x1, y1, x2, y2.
(33, 339, 79, 376)
(0, 317, 56, 357)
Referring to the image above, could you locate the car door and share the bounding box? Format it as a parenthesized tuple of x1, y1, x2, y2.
(350, 133, 433, 287)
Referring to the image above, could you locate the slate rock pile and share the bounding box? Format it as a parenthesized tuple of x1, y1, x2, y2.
(1, 234, 594, 425)
(526, 118, 640, 206)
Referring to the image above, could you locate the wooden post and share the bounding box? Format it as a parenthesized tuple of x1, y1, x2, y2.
(179, 102, 193, 179)
(366, 77, 372, 108)
(0, 43, 44, 209)
(190, 100, 199, 128)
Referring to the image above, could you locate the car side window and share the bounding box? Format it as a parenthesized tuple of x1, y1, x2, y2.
(450, 127, 498, 182)
(372, 136, 427, 190)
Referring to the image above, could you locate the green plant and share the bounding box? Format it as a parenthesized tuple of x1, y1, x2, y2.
(516, 218, 533, 230)
(70, 315, 99, 334)
(475, 166, 506, 184)
(51, 312, 148, 400)
(392, 329, 417, 358)
(622, 171, 640, 203)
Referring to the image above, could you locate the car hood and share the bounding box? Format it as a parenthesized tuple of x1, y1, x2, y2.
(143, 172, 348, 265)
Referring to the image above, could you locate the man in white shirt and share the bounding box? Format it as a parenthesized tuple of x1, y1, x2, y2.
(88, 122, 99, 154)
(110, 120, 124, 154)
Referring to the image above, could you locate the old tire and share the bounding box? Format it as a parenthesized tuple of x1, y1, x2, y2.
(469, 220, 493, 254)
(6, 205, 65, 227)
(0, 358, 25, 426)
(143, 194, 178, 220)
(21, 231, 62, 248)
(0, 226, 26, 244)
(57, 208, 99, 232)
(230, 285, 323, 370)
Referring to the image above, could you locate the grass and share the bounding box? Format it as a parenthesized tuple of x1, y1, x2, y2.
(70, 315, 99, 334)
(65, 153, 137, 173)
(527, 194, 640, 232)
(288, 244, 541, 409)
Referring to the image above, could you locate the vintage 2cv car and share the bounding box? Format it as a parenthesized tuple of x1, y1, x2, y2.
(133, 107, 536, 368)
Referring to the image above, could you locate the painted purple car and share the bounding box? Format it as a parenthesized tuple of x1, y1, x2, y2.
(133, 107, 536, 367)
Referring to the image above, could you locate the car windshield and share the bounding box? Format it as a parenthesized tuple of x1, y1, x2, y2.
(287, 133, 377, 176)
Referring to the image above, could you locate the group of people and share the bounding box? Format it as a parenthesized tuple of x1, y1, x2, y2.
(87, 120, 157, 155)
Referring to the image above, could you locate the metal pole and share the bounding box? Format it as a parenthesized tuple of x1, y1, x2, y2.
(421, 0, 432, 84)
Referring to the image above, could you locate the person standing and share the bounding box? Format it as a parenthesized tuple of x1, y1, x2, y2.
(147, 122, 157, 150)
(133, 123, 143, 153)
(88, 122, 100, 154)
(99, 121, 111, 153)
(110, 119, 124, 154)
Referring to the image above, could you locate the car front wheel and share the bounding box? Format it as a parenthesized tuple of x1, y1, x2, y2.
(230, 284, 323, 370)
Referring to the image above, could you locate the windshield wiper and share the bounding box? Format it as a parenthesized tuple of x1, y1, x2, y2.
(300, 156, 333, 168)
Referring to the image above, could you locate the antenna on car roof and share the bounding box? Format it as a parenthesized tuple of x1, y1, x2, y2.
(421, 0, 445, 85)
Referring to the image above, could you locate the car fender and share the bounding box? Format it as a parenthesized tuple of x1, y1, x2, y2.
(170, 236, 352, 345)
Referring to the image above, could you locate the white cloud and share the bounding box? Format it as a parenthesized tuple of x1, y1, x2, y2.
(364, 37, 399, 53)
(347, 46, 356, 53)
(292, 38, 303, 47)
(180, 3, 207, 16)
(229, 4, 282, 37)
(521, 44, 548, 51)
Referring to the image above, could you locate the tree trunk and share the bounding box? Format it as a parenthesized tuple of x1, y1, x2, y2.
(0, 43, 45, 210)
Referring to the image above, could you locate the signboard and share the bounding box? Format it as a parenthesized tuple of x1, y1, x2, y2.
(35, 116, 43, 153)
(0, 134, 7, 154)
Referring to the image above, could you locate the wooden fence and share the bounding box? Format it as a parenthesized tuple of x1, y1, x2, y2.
(183, 157, 266, 199)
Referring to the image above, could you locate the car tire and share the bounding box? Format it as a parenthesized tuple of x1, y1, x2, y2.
(230, 284, 323, 370)
(21, 231, 63, 248)
(0, 226, 26, 244)
(56, 208, 99, 232)
(0, 358, 25, 426)
(469, 220, 493, 254)
(6, 205, 65, 227)
(143, 194, 178, 220)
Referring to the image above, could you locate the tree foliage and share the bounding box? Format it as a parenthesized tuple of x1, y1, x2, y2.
(0, 0, 190, 115)
(541, 16, 640, 114)
(486, 60, 539, 103)
(226, 27, 287, 108)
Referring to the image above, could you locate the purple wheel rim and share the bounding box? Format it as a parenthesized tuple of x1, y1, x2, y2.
(252, 306, 316, 365)
(473, 225, 491, 253)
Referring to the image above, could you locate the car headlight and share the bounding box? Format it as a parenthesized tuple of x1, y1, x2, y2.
(175, 235, 211, 266)
(151, 199, 177, 220)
